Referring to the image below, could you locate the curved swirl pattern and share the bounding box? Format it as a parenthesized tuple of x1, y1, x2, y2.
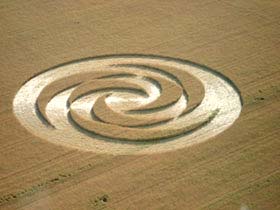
(13, 55, 242, 154)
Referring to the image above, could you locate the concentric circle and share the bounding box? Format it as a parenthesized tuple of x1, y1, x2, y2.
(13, 54, 242, 154)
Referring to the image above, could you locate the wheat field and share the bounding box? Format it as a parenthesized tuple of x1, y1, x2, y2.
(0, 0, 279, 209)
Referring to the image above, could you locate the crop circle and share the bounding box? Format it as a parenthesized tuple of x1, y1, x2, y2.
(13, 55, 242, 154)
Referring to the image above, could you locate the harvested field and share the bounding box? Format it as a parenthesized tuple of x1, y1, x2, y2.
(0, 0, 279, 209)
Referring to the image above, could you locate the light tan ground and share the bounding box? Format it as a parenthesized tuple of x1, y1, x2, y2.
(0, 0, 280, 209)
